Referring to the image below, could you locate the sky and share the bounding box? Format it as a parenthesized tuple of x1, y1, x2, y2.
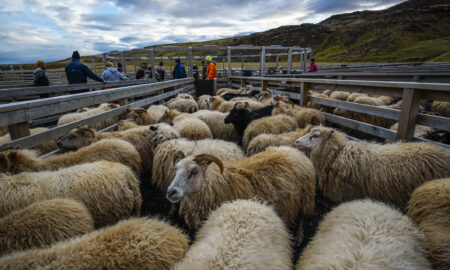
(0, 0, 405, 64)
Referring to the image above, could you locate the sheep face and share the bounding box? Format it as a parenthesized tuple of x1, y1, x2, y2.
(127, 108, 148, 125)
(167, 154, 224, 203)
(150, 124, 178, 148)
(295, 127, 334, 151)
(57, 126, 96, 150)
(256, 91, 271, 102)
(224, 102, 251, 124)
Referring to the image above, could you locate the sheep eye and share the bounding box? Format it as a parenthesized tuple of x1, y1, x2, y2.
(311, 134, 320, 139)
(191, 169, 198, 175)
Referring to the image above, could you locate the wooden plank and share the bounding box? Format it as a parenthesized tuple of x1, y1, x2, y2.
(262, 80, 268, 92)
(323, 112, 398, 141)
(260, 46, 266, 76)
(416, 113, 450, 132)
(287, 48, 292, 73)
(150, 49, 156, 80)
(241, 78, 246, 88)
(8, 122, 30, 140)
(187, 47, 193, 77)
(0, 85, 193, 150)
(300, 82, 310, 107)
(396, 88, 422, 140)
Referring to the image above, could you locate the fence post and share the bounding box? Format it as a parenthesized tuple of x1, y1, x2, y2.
(120, 51, 127, 74)
(91, 56, 97, 75)
(262, 80, 268, 92)
(241, 78, 246, 88)
(227, 46, 232, 87)
(287, 47, 293, 74)
(396, 88, 422, 141)
(241, 57, 244, 75)
(149, 49, 156, 80)
(133, 58, 137, 73)
(276, 54, 279, 69)
(260, 46, 266, 77)
(187, 47, 193, 77)
(8, 122, 30, 140)
(222, 57, 225, 77)
(102, 53, 106, 68)
(300, 82, 310, 107)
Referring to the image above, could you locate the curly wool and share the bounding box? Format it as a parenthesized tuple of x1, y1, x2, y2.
(196, 95, 212, 109)
(296, 199, 431, 270)
(407, 178, 450, 270)
(432, 101, 450, 117)
(0, 199, 94, 256)
(168, 98, 199, 113)
(152, 138, 244, 191)
(0, 138, 141, 175)
(272, 101, 324, 128)
(0, 161, 141, 228)
(57, 103, 118, 130)
(0, 218, 189, 270)
(329, 91, 350, 101)
(174, 200, 293, 270)
(173, 118, 213, 140)
(307, 126, 450, 209)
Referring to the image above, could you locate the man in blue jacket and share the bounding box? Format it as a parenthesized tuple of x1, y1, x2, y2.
(172, 58, 187, 79)
(65, 51, 105, 84)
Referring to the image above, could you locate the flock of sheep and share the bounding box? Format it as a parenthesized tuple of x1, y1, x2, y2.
(0, 87, 449, 269)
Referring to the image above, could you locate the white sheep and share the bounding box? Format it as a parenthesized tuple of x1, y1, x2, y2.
(57, 103, 119, 130)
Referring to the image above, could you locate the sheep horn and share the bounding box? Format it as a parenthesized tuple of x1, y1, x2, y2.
(172, 151, 186, 166)
(193, 154, 224, 174)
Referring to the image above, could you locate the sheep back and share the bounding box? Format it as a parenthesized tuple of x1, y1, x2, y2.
(168, 98, 199, 113)
(173, 118, 213, 140)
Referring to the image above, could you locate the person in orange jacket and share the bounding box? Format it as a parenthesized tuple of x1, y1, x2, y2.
(205, 55, 217, 80)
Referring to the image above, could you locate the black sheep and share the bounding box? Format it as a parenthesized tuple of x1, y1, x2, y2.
(221, 90, 260, 101)
(224, 102, 273, 139)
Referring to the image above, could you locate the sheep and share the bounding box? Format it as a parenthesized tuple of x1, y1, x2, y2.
(0, 160, 141, 228)
(432, 101, 450, 117)
(167, 146, 316, 233)
(158, 109, 213, 140)
(387, 122, 434, 142)
(295, 126, 450, 209)
(196, 94, 212, 109)
(220, 90, 259, 101)
(168, 97, 199, 113)
(322, 89, 331, 96)
(256, 90, 273, 105)
(57, 103, 119, 130)
(329, 91, 350, 101)
(346, 92, 368, 102)
(176, 92, 195, 100)
(407, 178, 450, 270)
(246, 125, 314, 156)
(117, 118, 140, 131)
(0, 138, 141, 175)
(210, 96, 264, 112)
(191, 110, 240, 143)
(296, 199, 432, 270)
(127, 107, 162, 125)
(56, 125, 155, 174)
(0, 126, 8, 136)
(147, 104, 169, 121)
(173, 200, 293, 270)
(0, 127, 57, 154)
(242, 113, 298, 151)
(307, 91, 331, 112)
(216, 87, 242, 96)
(0, 199, 94, 256)
(272, 101, 325, 128)
(354, 95, 393, 106)
(152, 138, 244, 191)
(0, 218, 189, 270)
(224, 101, 274, 138)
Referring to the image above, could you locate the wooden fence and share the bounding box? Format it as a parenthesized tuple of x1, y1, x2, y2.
(0, 78, 195, 151)
(230, 76, 450, 146)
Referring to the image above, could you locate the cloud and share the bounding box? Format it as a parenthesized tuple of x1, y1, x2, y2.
(0, 0, 406, 64)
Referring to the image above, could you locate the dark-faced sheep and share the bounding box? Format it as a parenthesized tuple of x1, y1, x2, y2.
(224, 102, 274, 138)
(0, 199, 94, 256)
(167, 146, 316, 238)
(0, 218, 189, 270)
(173, 200, 293, 270)
(0, 161, 141, 228)
(407, 178, 450, 270)
(0, 138, 141, 175)
(295, 126, 450, 209)
(296, 199, 431, 270)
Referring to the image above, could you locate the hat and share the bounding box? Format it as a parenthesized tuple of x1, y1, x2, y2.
(205, 55, 212, 61)
(175, 58, 181, 63)
(118, 63, 122, 67)
(36, 60, 45, 68)
(72, 51, 80, 59)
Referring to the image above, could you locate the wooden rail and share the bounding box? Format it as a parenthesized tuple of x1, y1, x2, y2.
(231, 76, 450, 143)
(0, 78, 194, 147)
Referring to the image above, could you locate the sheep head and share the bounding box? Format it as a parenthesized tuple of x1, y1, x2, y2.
(295, 127, 336, 152)
(224, 102, 251, 124)
(57, 125, 96, 150)
(167, 154, 224, 203)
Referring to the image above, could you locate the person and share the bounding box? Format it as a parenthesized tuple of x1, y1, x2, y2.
(101, 62, 129, 82)
(136, 63, 147, 79)
(205, 55, 217, 80)
(309, 58, 318, 72)
(156, 62, 165, 81)
(173, 58, 187, 79)
(201, 60, 207, 80)
(193, 64, 199, 81)
(65, 51, 104, 84)
(33, 60, 49, 87)
(117, 63, 123, 73)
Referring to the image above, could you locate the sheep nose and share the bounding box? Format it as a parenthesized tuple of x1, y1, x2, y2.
(167, 189, 178, 199)
(57, 141, 63, 148)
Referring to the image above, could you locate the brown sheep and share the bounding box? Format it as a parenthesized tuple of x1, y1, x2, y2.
(0, 138, 141, 175)
(346, 92, 367, 102)
(57, 125, 154, 174)
(0, 199, 94, 256)
(432, 101, 450, 117)
(0, 161, 141, 228)
(242, 113, 298, 151)
(272, 101, 324, 128)
(0, 218, 189, 270)
(295, 126, 450, 209)
(329, 91, 350, 101)
(246, 125, 314, 156)
(168, 146, 316, 239)
(117, 119, 140, 131)
(407, 178, 450, 270)
(127, 107, 159, 125)
(57, 103, 119, 130)
(158, 110, 213, 140)
(354, 95, 393, 106)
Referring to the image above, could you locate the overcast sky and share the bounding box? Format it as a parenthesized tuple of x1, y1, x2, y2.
(0, 0, 404, 64)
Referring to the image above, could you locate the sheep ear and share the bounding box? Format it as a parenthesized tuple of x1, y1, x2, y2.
(149, 125, 158, 132)
(0, 152, 10, 172)
(172, 151, 186, 166)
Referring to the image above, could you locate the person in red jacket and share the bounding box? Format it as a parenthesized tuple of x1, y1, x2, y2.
(309, 58, 318, 72)
(205, 55, 217, 80)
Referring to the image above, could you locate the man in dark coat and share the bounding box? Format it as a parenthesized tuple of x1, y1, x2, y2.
(65, 51, 104, 84)
(173, 58, 187, 79)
